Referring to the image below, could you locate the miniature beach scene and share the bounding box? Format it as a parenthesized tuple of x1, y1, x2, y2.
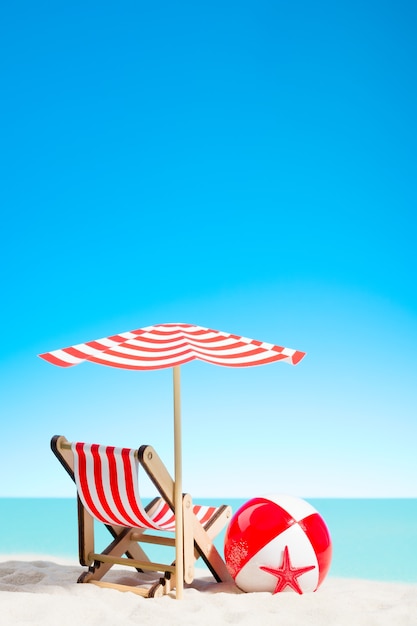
(1, 0, 416, 624)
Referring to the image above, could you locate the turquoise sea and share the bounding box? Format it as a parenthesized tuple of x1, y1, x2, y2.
(1, 498, 416, 584)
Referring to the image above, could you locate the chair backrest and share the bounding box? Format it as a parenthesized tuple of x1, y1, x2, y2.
(72, 442, 175, 531)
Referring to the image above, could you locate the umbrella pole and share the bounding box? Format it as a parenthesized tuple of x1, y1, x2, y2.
(173, 365, 184, 599)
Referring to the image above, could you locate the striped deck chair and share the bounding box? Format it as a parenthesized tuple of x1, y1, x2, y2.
(51, 435, 233, 598)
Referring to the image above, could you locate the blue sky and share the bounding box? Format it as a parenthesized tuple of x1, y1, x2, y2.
(1, 0, 416, 498)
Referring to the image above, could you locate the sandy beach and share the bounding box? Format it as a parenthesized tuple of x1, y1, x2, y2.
(1, 556, 416, 626)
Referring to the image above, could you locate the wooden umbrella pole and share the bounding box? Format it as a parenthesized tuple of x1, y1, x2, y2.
(173, 365, 184, 599)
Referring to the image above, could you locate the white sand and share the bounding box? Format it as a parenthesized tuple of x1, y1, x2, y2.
(1, 556, 416, 626)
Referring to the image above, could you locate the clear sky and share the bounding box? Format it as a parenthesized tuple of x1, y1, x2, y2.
(1, 0, 416, 498)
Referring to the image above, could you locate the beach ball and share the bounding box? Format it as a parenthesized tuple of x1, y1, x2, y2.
(224, 494, 332, 594)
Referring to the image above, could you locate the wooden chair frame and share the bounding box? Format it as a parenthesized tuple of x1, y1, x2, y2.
(51, 435, 233, 598)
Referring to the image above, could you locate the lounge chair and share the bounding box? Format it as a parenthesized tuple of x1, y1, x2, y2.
(51, 435, 233, 599)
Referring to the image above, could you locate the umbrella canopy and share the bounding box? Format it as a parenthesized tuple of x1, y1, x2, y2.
(39, 322, 306, 597)
(39, 322, 306, 369)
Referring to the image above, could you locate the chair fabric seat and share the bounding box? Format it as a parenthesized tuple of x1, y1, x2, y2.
(72, 442, 219, 532)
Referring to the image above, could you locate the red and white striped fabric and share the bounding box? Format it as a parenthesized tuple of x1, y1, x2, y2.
(39, 323, 306, 370)
(72, 442, 218, 531)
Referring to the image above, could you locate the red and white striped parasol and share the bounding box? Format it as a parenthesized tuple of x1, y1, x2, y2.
(39, 322, 306, 595)
(39, 322, 305, 369)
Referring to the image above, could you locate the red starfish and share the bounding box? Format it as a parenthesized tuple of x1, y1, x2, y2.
(260, 545, 316, 594)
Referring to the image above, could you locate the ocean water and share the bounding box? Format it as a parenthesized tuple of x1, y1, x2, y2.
(0, 498, 416, 584)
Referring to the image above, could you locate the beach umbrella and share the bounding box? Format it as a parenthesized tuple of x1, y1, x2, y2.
(39, 322, 306, 596)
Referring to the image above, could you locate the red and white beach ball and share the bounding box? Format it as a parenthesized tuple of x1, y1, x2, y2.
(224, 494, 332, 594)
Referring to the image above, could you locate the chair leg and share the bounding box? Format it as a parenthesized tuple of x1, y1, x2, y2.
(193, 506, 234, 583)
(182, 493, 194, 584)
(148, 574, 174, 598)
